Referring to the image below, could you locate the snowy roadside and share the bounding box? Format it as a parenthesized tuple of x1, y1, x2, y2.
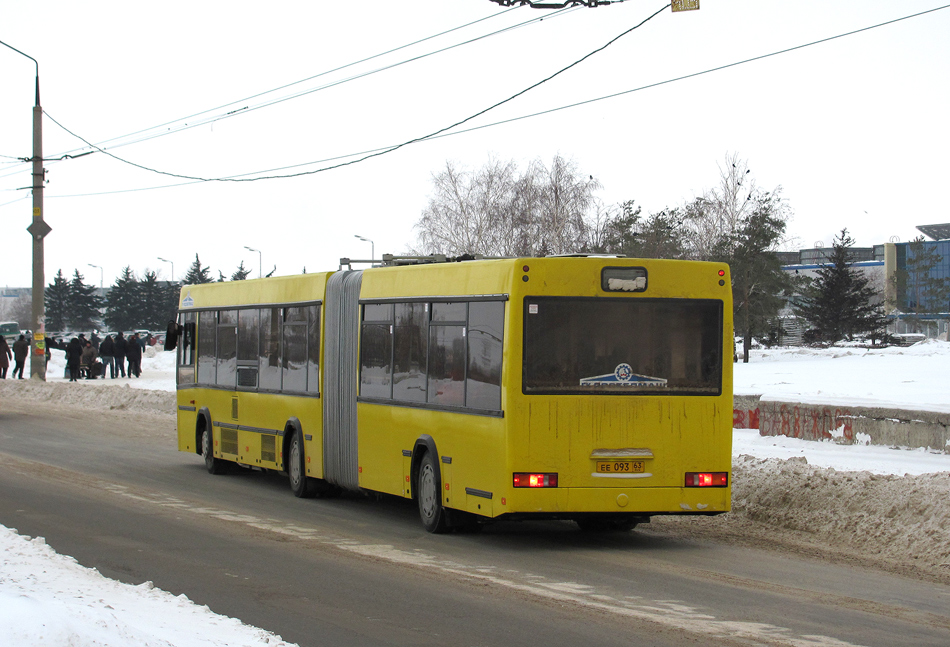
(2, 350, 298, 647)
(0, 526, 295, 647)
(734, 338, 950, 414)
(2, 344, 950, 646)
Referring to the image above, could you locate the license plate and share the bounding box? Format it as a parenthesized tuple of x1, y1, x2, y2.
(595, 460, 645, 474)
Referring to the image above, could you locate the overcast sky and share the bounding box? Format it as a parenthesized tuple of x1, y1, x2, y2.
(2, 0, 948, 290)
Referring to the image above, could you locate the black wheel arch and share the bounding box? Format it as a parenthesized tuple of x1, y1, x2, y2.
(282, 416, 304, 469)
(410, 434, 439, 501)
(195, 407, 213, 456)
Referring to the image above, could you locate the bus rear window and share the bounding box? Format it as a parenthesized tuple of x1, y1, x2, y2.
(523, 298, 722, 395)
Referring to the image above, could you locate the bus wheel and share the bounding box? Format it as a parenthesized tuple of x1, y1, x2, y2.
(201, 428, 227, 475)
(289, 428, 316, 498)
(417, 453, 450, 533)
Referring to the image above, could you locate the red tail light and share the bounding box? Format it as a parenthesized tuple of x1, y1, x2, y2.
(685, 472, 728, 487)
(513, 473, 558, 488)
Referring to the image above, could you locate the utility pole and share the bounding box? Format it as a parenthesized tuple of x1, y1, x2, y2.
(28, 59, 49, 379)
(2, 40, 50, 380)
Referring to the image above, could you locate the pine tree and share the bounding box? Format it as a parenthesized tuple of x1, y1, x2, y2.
(163, 280, 182, 328)
(795, 229, 888, 344)
(69, 270, 103, 331)
(45, 269, 71, 332)
(230, 261, 252, 281)
(104, 267, 142, 331)
(720, 193, 797, 361)
(593, 202, 687, 259)
(182, 254, 214, 285)
(138, 271, 173, 330)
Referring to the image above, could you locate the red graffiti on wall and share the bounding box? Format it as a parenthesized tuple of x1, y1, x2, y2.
(733, 408, 761, 429)
(759, 403, 854, 442)
(835, 408, 854, 440)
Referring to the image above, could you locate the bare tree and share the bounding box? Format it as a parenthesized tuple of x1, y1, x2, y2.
(413, 155, 601, 257)
(3, 294, 33, 330)
(415, 158, 518, 256)
(683, 152, 760, 260)
(533, 156, 601, 255)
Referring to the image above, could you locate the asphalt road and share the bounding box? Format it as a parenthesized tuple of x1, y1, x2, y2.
(1, 402, 949, 647)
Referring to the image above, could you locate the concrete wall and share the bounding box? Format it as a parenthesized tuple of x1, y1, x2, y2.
(733, 395, 950, 454)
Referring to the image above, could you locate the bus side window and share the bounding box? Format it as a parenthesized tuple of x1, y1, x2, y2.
(282, 306, 308, 393)
(360, 303, 394, 399)
(428, 302, 467, 407)
(306, 304, 320, 394)
(237, 308, 260, 389)
(177, 312, 197, 384)
(393, 302, 427, 403)
(216, 310, 238, 389)
(466, 301, 504, 410)
(196, 311, 217, 385)
(260, 307, 281, 391)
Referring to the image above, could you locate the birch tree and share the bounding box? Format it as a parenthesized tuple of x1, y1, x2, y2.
(414, 155, 601, 257)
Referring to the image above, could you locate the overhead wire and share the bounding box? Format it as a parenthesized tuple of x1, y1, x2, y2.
(0, 4, 569, 186)
(45, 4, 669, 185)
(43, 5, 564, 159)
(34, 2, 950, 199)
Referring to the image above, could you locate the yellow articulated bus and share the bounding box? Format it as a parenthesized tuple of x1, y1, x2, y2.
(168, 256, 733, 533)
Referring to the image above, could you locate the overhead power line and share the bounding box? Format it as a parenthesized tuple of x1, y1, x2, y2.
(0, 5, 550, 185)
(38, 2, 950, 199)
(46, 4, 670, 185)
(43, 5, 567, 160)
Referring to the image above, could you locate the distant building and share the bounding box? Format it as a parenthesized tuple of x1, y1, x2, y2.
(779, 223, 950, 344)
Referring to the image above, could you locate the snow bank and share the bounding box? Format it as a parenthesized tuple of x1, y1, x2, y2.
(1, 342, 949, 647)
(731, 455, 950, 572)
(0, 526, 295, 647)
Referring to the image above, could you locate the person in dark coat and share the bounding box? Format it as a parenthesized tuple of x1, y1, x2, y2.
(81, 341, 98, 379)
(65, 338, 83, 382)
(12, 334, 29, 380)
(113, 332, 128, 378)
(126, 333, 143, 378)
(99, 334, 116, 379)
(0, 336, 10, 379)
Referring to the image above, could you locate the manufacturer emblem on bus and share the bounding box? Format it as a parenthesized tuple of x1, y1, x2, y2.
(182, 291, 195, 308)
(579, 363, 667, 387)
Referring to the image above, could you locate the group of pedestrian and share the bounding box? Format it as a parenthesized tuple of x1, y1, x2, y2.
(1, 330, 146, 382)
(63, 331, 144, 381)
(0, 334, 29, 379)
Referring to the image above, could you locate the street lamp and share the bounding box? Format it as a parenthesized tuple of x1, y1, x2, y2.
(157, 257, 174, 282)
(354, 235, 374, 261)
(87, 263, 103, 289)
(1, 39, 48, 380)
(244, 246, 262, 279)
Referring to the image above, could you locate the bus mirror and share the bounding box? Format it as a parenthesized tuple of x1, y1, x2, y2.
(164, 320, 181, 351)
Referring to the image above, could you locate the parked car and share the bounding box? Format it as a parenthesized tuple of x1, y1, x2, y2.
(1, 321, 21, 346)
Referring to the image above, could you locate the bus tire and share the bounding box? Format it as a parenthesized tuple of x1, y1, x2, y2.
(288, 427, 317, 498)
(417, 452, 450, 534)
(201, 427, 227, 475)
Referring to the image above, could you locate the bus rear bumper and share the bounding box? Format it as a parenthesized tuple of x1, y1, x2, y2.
(498, 486, 731, 518)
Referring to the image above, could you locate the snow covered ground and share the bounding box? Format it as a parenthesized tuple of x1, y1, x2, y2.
(734, 338, 950, 414)
(1, 342, 949, 646)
